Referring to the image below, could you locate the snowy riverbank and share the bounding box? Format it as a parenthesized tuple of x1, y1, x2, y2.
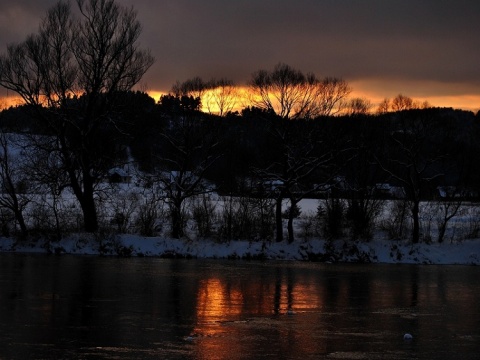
(1, 234, 479, 265)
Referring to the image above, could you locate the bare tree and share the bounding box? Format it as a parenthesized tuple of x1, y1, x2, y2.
(0, 132, 30, 237)
(248, 63, 351, 119)
(435, 192, 463, 243)
(343, 118, 384, 239)
(0, 0, 154, 232)
(377, 98, 391, 114)
(248, 63, 305, 119)
(377, 110, 445, 243)
(391, 94, 416, 111)
(171, 76, 208, 100)
(254, 119, 336, 243)
(311, 77, 351, 117)
(153, 102, 222, 238)
(433, 122, 474, 243)
(23, 134, 72, 238)
(204, 78, 239, 116)
(378, 95, 432, 114)
(345, 97, 373, 116)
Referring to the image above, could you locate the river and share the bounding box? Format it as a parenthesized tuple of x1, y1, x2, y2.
(0, 254, 479, 359)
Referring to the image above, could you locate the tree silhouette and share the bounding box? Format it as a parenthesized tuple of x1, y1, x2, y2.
(204, 78, 239, 116)
(391, 94, 415, 111)
(0, 0, 154, 232)
(153, 99, 222, 238)
(254, 118, 337, 243)
(378, 110, 446, 243)
(171, 77, 208, 100)
(346, 97, 373, 115)
(0, 132, 30, 237)
(248, 63, 351, 119)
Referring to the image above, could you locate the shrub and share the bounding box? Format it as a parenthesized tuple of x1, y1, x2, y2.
(217, 196, 275, 241)
(135, 195, 164, 237)
(319, 197, 345, 239)
(106, 192, 140, 233)
(282, 203, 301, 219)
(191, 194, 217, 238)
(346, 198, 383, 240)
(298, 211, 321, 241)
(380, 200, 410, 240)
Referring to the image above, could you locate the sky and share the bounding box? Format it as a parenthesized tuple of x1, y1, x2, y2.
(1, 0, 480, 112)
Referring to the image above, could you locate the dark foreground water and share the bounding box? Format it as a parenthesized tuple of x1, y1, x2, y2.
(0, 255, 479, 359)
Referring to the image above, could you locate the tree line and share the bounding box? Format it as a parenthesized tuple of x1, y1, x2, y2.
(167, 63, 433, 118)
(0, 0, 479, 246)
(0, 91, 479, 245)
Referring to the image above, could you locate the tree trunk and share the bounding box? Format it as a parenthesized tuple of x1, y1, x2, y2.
(9, 192, 28, 237)
(275, 195, 283, 242)
(170, 199, 184, 239)
(64, 148, 99, 233)
(51, 193, 62, 240)
(437, 222, 446, 243)
(287, 214, 294, 244)
(412, 200, 420, 244)
(80, 194, 98, 233)
(80, 172, 98, 233)
(287, 199, 296, 244)
(14, 209, 28, 238)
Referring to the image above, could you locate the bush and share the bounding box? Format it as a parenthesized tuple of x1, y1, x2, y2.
(319, 197, 345, 239)
(0, 209, 12, 237)
(298, 211, 321, 241)
(380, 200, 410, 240)
(96, 232, 133, 257)
(135, 196, 164, 236)
(282, 203, 301, 219)
(463, 206, 480, 240)
(106, 192, 140, 234)
(346, 198, 383, 240)
(191, 194, 217, 238)
(217, 196, 275, 241)
(218, 196, 254, 241)
(27, 197, 84, 240)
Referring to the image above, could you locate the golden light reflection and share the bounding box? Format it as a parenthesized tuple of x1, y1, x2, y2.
(196, 278, 244, 321)
(194, 276, 326, 323)
(191, 272, 328, 360)
(122, 267, 480, 359)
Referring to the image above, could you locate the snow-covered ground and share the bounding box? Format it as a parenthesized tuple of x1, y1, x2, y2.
(0, 145, 478, 265)
(0, 193, 479, 265)
(1, 233, 479, 265)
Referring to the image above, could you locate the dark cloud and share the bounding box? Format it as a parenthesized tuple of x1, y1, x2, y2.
(0, 1, 58, 44)
(1, 0, 480, 107)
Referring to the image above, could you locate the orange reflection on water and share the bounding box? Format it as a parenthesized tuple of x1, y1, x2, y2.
(290, 282, 324, 311)
(195, 275, 325, 320)
(191, 273, 326, 360)
(196, 278, 244, 322)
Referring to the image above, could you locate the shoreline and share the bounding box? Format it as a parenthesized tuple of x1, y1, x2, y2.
(1, 235, 479, 265)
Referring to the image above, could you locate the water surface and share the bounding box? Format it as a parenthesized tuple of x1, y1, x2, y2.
(0, 254, 479, 359)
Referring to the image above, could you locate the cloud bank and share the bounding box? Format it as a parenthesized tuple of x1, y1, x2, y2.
(1, 0, 479, 109)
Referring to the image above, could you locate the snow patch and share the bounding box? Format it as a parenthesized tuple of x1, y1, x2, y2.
(1, 235, 479, 265)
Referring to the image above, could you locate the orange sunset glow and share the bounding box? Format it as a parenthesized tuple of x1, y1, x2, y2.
(1, 1, 480, 116)
(152, 84, 479, 115)
(3, 85, 478, 116)
(0, 95, 23, 110)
